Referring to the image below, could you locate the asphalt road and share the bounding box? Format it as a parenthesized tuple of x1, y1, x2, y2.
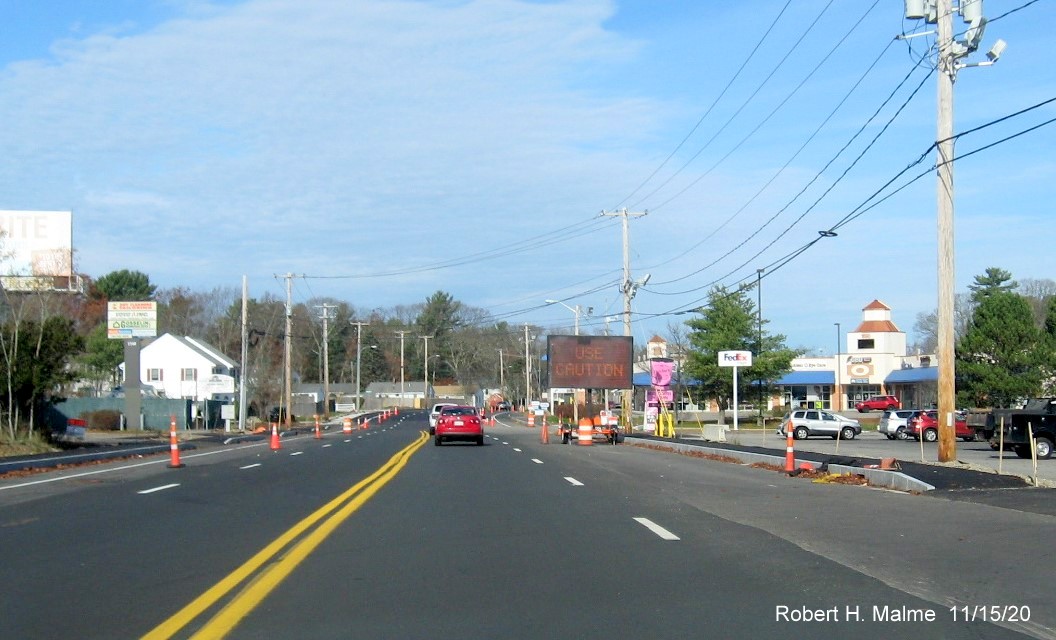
(1, 411, 1052, 639)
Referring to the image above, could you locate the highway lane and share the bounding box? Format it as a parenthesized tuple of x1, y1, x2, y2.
(1, 411, 1051, 639)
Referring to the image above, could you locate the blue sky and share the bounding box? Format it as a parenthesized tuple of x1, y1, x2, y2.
(1, 0, 1053, 353)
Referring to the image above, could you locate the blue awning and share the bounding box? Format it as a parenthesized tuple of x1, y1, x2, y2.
(632, 372, 701, 386)
(774, 370, 834, 385)
(885, 367, 938, 384)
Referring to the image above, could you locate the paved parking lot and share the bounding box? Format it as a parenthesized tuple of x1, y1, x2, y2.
(676, 427, 1056, 485)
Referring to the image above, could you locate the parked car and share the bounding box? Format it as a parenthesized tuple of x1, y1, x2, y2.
(778, 409, 862, 440)
(877, 409, 925, 440)
(434, 405, 484, 446)
(904, 410, 973, 442)
(496, 401, 512, 411)
(854, 395, 901, 413)
(429, 402, 458, 433)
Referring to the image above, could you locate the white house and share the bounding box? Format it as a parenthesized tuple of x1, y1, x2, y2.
(128, 333, 239, 402)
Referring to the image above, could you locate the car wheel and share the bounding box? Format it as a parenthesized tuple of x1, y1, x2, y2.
(885, 434, 896, 440)
(1036, 437, 1054, 460)
(840, 427, 856, 440)
(429, 427, 435, 435)
(923, 428, 938, 442)
(896, 427, 908, 440)
(476, 435, 484, 446)
(885, 405, 896, 411)
(794, 426, 809, 440)
(1014, 444, 1032, 459)
(434, 436, 442, 446)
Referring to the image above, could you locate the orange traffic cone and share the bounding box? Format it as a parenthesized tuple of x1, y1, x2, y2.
(314, 415, 322, 440)
(784, 420, 795, 474)
(167, 415, 184, 469)
(270, 422, 282, 451)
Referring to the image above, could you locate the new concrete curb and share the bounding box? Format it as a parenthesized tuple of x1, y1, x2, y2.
(626, 436, 936, 493)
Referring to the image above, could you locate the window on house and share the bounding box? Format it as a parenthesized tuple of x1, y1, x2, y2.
(181, 368, 197, 382)
(147, 368, 163, 382)
(857, 338, 875, 350)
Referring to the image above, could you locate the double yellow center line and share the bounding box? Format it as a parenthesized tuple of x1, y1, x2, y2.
(143, 431, 429, 640)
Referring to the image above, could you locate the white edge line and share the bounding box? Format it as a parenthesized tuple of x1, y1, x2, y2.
(137, 483, 180, 495)
(1, 440, 273, 492)
(634, 517, 680, 540)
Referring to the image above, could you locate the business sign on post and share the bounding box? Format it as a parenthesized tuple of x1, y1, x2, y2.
(718, 350, 753, 431)
(107, 301, 158, 339)
(547, 335, 633, 389)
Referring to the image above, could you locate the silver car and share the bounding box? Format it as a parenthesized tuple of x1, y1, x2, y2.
(878, 409, 924, 440)
(778, 409, 862, 440)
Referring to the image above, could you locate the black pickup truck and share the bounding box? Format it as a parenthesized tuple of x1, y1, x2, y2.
(987, 398, 1056, 460)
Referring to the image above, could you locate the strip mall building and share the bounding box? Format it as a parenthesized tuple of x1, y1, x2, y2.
(635, 300, 937, 413)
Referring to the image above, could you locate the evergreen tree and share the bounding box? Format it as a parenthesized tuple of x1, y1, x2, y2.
(682, 285, 799, 418)
(93, 269, 157, 301)
(968, 267, 1017, 303)
(956, 291, 1041, 407)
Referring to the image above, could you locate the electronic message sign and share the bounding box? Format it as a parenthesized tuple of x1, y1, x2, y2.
(547, 335, 633, 389)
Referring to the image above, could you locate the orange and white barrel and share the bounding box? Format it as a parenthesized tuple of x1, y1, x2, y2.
(577, 417, 593, 446)
(343, 417, 353, 434)
(528, 413, 536, 427)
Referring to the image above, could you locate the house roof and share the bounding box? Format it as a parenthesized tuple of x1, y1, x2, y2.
(142, 333, 236, 369)
(366, 381, 429, 395)
(854, 320, 901, 333)
(863, 299, 891, 311)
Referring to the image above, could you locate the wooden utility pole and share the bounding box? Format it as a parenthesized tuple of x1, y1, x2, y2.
(936, 0, 957, 462)
(395, 330, 408, 408)
(282, 273, 294, 427)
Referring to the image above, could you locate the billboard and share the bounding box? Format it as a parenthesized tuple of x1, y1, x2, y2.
(0, 210, 74, 292)
(547, 335, 633, 389)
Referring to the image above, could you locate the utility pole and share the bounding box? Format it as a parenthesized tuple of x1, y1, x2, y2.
(351, 321, 369, 412)
(315, 303, 337, 419)
(281, 273, 295, 427)
(497, 348, 505, 395)
(239, 275, 248, 433)
(602, 207, 647, 433)
(935, 0, 958, 463)
(903, 0, 1003, 462)
(524, 324, 531, 409)
(395, 330, 408, 408)
(420, 335, 432, 401)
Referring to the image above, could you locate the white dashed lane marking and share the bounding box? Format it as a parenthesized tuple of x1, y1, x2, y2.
(531, 459, 544, 464)
(633, 517, 680, 541)
(137, 484, 180, 495)
(564, 477, 584, 486)
(240, 463, 262, 470)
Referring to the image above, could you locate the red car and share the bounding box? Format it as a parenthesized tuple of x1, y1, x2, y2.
(855, 395, 901, 412)
(434, 405, 484, 446)
(904, 410, 974, 442)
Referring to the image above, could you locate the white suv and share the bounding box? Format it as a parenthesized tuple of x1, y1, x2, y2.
(778, 409, 861, 440)
(878, 409, 924, 440)
(429, 403, 458, 434)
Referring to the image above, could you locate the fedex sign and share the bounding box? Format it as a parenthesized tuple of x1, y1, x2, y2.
(718, 350, 753, 367)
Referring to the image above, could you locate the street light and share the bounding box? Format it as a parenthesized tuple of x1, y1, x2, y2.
(545, 299, 589, 335)
(834, 322, 841, 411)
